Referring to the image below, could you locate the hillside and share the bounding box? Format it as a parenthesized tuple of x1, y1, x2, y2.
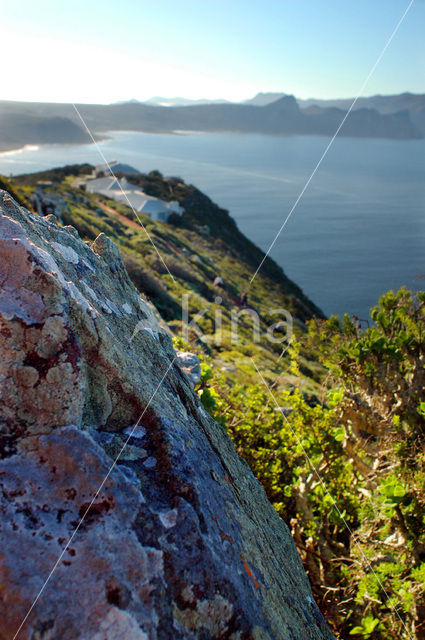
(10, 164, 324, 400)
(0, 109, 99, 152)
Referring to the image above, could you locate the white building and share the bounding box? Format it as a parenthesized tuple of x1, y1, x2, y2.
(85, 175, 182, 223)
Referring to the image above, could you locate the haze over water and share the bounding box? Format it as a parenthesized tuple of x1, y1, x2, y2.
(1, 131, 424, 319)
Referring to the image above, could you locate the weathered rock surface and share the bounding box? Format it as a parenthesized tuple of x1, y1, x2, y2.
(0, 190, 335, 640)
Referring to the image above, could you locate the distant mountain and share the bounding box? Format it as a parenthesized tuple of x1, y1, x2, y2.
(0, 109, 97, 152)
(112, 98, 143, 105)
(143, 96, 230, 107)
(243, 92, 288, 106)
(300, 103, 421, 139)
(0, 93, 422, 152)
(69, 95, 425, 139)
(298, 92, 425, 135)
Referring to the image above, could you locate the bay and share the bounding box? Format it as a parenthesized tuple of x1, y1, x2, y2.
(0, 131, 424, 318)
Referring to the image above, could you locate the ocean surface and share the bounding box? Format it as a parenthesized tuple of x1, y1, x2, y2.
(1, 131, 424, 319)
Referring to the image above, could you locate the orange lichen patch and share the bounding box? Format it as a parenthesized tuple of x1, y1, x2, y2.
(242, 561, 259, 589)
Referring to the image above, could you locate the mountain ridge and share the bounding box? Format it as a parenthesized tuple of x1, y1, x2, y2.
(0, 91, 422, 153)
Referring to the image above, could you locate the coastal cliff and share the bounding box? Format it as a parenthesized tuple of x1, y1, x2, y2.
(0, 190, 335, 639)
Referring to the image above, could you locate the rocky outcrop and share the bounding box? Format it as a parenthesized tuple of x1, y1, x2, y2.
(0, 190, 335, 640)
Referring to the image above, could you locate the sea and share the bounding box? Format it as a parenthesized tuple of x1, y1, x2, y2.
(0, 131, 424, 319)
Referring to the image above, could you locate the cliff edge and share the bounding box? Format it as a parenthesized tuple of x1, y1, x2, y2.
(0, 190, 335, 640)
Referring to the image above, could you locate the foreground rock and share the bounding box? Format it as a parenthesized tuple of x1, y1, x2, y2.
(0, 190, 335, 639)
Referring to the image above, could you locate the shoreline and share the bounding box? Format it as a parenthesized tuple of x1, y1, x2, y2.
(1, 127, 423, 161)
(0, 143, 41, 156)
(0, 133, 109, 158)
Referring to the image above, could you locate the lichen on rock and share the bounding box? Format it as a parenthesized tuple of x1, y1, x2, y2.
(0, 189, 335, 639)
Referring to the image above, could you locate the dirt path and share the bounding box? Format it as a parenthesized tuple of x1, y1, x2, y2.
(96, 200, 141, 230)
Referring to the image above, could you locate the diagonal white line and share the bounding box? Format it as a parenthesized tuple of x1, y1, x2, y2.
(250, 0, 415, 285)
(12, 356, 176, 640)
(71, 103, 175, 281)
(251, 357, 414, 639)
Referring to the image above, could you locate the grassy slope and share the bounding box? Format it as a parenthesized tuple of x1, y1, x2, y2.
(10, 165, 325, 398)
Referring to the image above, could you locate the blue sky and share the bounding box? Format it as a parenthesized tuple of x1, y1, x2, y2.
(1, 0, 423, 103)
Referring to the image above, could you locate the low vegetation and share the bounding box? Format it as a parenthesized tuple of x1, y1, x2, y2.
(195, 288, 425, 639)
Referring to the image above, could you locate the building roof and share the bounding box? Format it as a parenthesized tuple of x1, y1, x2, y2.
(85, 175, 182, 221)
